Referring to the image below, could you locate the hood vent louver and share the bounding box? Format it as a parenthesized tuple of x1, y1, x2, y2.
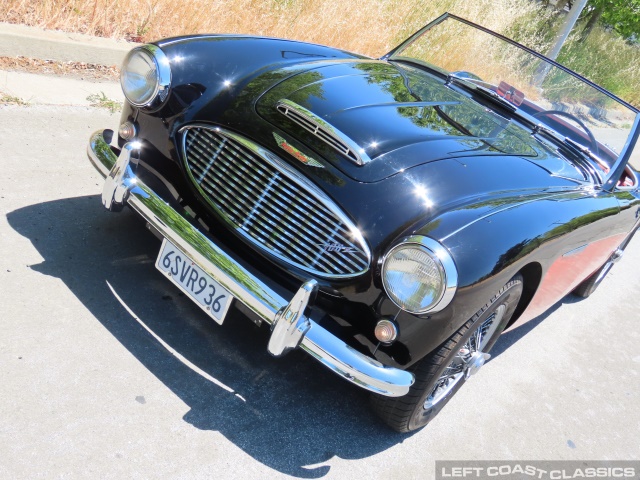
(276, 99, 370, 166)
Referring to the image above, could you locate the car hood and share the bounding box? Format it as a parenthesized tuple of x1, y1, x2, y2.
(256, 60, 572, 183)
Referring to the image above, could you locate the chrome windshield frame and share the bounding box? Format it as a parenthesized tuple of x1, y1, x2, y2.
(603, 115, 640, 192)
(382, 13, 638, 112)
(382, 12, 640, 190)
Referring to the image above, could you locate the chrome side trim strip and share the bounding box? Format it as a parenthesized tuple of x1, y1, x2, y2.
(562, 244, 588, 257)
(277, 99, 371, 165)
(87, 130, 414, 397)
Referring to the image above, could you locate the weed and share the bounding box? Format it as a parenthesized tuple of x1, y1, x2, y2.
(86, 92, 122, 113)
(0, 92, 28, 105)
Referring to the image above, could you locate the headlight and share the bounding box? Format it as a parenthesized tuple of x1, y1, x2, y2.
(381, 236, 457, 314)
(120, 45, 171, 108)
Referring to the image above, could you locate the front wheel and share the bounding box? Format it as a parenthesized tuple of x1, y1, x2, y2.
(371, 274, 523, 433)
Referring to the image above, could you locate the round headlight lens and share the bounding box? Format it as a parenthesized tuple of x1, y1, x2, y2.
(382, 238, 456, 314)
(120, 49, 159, 106)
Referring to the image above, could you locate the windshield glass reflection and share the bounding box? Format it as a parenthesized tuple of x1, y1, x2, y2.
(389, 15, 639, 170)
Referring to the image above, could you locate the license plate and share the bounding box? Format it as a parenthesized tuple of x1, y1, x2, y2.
(155, 239, 233, 324)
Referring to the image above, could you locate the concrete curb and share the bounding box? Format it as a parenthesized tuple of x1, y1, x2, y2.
(0, 22, 140, 66)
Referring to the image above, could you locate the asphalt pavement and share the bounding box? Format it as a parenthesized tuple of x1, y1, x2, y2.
(0, 40, 639, 480)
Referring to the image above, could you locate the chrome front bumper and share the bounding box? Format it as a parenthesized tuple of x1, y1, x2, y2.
(87, 130, 414, 397)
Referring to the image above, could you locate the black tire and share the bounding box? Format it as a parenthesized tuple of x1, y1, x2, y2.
(371, 274, 523, 433)
(572, 244, 627, 299)
(572, 264, 610, 298)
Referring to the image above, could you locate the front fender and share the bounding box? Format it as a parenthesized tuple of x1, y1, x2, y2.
(151, 35, 365, 121)
(394, 189, 624, 367)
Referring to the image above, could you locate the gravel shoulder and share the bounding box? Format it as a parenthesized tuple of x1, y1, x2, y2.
(0, 56, 119, 81)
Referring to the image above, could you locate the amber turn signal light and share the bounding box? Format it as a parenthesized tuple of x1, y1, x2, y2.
(374, 319, 398, 344)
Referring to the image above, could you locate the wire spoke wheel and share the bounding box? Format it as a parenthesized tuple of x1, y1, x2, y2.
(371, 274, 523, 433)
(423, 304, 506, 409)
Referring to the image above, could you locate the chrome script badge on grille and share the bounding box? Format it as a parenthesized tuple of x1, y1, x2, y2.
(273, 132, 324, 168)
(318, 242, 358, 254)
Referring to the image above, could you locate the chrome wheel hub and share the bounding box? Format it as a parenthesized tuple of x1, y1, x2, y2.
(423, 304, 506, 410)
(464, 351, 491, 379)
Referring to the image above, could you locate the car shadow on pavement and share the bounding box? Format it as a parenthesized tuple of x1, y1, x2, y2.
(8, 195, 415, 478)
(491, 294, 582, 359)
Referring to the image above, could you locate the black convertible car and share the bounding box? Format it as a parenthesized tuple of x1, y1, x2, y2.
(87, 14, 640, 432)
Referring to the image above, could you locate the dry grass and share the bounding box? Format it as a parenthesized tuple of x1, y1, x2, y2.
(559, 28, 640, 107)
(2, 0, 639, 106)
(1, 0, 548, 56)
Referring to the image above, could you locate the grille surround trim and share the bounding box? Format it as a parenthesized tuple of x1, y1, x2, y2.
(179, 124, 372, 279)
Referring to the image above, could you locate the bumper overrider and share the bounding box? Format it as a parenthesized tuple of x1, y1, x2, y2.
(87, 129, 414, 397)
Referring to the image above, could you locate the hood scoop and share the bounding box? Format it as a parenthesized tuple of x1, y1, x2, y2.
(258, 61, 540, 182)
(276, 99, 369, 165)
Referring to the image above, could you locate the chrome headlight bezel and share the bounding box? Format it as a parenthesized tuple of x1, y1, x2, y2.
(381, 235, 458, 314)
(120, 44, 171, 109)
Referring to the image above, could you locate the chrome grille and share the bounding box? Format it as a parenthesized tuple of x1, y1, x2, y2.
(181, 125, 371, 278)
(276, 99, 371, 165)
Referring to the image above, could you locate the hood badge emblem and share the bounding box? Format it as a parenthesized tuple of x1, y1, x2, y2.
(318, 242, 358, 254)
(273, 133, 324, 168)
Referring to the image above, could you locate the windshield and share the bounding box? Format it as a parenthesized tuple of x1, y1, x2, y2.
(388, 14, 639, 173)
